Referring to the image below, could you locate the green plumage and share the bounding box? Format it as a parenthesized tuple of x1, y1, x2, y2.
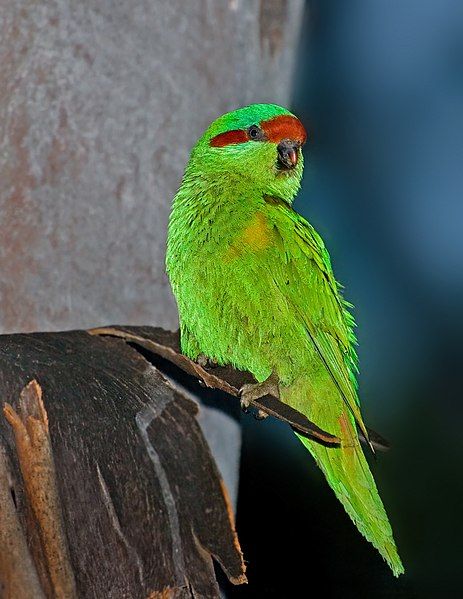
(166, 104, 403, 575)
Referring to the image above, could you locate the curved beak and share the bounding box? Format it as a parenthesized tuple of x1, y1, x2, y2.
(277, 139, 300, 170)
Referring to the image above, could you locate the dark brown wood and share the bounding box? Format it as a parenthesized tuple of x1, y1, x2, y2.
(0, 331, 246, 598)
(0, 445, 46, 599)
(89, 326, 341, 446)
(89, 326, 390, 451)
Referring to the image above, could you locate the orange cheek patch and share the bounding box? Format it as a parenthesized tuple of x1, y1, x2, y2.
(261, 115, 307, 145)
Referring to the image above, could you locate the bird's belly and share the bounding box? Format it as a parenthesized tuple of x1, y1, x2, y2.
(177, 258, 311, 384)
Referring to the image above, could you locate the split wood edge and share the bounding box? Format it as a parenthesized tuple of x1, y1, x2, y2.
(2, 380, 77, 599)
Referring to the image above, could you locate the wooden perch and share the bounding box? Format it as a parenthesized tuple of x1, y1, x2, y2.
(89, 326, 341, 446)
(89, 326, 389, 450)
(0, 330, 246, 598)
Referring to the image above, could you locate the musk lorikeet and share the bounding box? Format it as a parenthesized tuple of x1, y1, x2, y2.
(166, 103, 403, 576)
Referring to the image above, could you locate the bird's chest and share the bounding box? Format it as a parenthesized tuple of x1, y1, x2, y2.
(180, 212, 289, 341)
(185, 210, 278, 296)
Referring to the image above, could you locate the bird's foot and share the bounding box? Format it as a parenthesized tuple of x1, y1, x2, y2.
(254, 409, 269, 421)
(239, 371, 280, 414)
(196, 354, 218, 369)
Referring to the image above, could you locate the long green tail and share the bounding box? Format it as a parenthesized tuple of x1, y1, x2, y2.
(286, 381, 404, 576)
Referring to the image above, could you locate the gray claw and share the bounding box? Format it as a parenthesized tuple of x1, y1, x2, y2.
(240, 397, 251, 413)
(196, 354, 209, 368)
(239, 372, 280, 404)
(239, 372, 280, 416)
(196, 354, 219, 369)
(254, 409, 269, 421)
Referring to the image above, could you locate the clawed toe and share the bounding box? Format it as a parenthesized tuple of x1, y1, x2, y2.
(254, 409, 269, 420)
(239, 371, 279, 416)
(196, 354, 219, 369)
(240, 396, 252, 413)
(196, 354, 208, 368)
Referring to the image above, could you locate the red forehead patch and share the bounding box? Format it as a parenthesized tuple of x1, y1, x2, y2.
(261, 115, 307, 145)
(209, 114, 307, 147)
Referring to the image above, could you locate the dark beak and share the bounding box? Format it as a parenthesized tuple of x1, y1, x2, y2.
(277, 139, 300, 170)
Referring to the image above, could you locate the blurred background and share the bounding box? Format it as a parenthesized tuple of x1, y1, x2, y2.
(229, 2, 463, 598)
(1, 1, 462, 597)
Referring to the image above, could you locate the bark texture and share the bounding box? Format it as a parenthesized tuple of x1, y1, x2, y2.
(0, 0, 304, 333)
(0, 330, 246, 598)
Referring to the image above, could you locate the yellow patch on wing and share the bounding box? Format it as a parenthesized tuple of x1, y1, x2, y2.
(338, 411, 358, 449)
(225, 212, 274, 261)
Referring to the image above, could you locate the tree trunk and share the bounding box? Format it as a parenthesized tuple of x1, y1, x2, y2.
(0, 0, 303, 333)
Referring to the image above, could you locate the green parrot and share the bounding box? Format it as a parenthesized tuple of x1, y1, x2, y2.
(166, 103, 403, 576)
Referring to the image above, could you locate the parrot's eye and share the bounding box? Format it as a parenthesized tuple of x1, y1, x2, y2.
(247, 125, 265, 141)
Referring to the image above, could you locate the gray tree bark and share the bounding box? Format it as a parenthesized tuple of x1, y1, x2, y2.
(0, 0, 303, 333)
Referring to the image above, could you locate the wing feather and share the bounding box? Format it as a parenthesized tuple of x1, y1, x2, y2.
(266, 196, 371, 446)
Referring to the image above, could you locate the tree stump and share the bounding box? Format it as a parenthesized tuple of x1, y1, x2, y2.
(0, 329, 247, 598)
(0, 325, 388, 598)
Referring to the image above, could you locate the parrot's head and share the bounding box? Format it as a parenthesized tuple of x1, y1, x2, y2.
(188, 104, 307, 203)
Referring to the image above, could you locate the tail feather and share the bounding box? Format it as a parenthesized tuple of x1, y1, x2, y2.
(284, 378, 404, 576)
(297, 414, 404, 576)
